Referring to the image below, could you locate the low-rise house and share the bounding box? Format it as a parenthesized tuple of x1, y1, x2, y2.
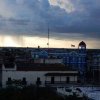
(1, 61, 78, 88)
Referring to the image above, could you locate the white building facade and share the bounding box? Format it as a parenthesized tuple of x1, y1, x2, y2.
(1, 62, 78, 88)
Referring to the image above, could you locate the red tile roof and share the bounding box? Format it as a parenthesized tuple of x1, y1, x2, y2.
(16, 63, 75, 71)
(17, 66, 70, 71)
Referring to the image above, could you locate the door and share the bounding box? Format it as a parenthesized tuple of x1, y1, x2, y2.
(66, 77, 70, 83)
(51, 77, 54, 84)
(36, 77, 41, 86)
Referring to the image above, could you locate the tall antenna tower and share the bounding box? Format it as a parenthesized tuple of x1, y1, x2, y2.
(47, 24, 50, 49)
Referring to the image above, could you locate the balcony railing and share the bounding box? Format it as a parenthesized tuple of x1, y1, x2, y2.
(45, 81, 77, 85)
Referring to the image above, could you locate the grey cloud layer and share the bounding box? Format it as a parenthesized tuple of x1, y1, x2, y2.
(0, 0, 100, 41)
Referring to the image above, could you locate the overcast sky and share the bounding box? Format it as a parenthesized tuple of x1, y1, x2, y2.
(0, 0, 100, 48)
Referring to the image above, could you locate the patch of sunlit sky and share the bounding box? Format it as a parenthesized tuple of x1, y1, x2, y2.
(0, 35, 99, 49)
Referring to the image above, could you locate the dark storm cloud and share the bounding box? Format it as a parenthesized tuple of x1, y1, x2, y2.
(48, 0, 100, 40)
(0, 0, 100, 41)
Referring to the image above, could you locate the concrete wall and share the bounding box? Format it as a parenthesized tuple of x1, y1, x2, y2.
(2, 71, 46, 87)
(2, 70, 78, 88)
(2, 65, 78, 87)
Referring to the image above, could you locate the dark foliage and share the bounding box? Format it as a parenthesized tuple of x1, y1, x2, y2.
(0, 85, 63, 100)
(0, 85, 89, 100)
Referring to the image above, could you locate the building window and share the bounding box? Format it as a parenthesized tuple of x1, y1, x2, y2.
(67, 57, 69, 62)
(78, 58, 81, 62)
(72, 57, 75, 62)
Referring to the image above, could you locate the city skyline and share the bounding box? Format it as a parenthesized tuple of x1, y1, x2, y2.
(0, 0, 100, 48)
